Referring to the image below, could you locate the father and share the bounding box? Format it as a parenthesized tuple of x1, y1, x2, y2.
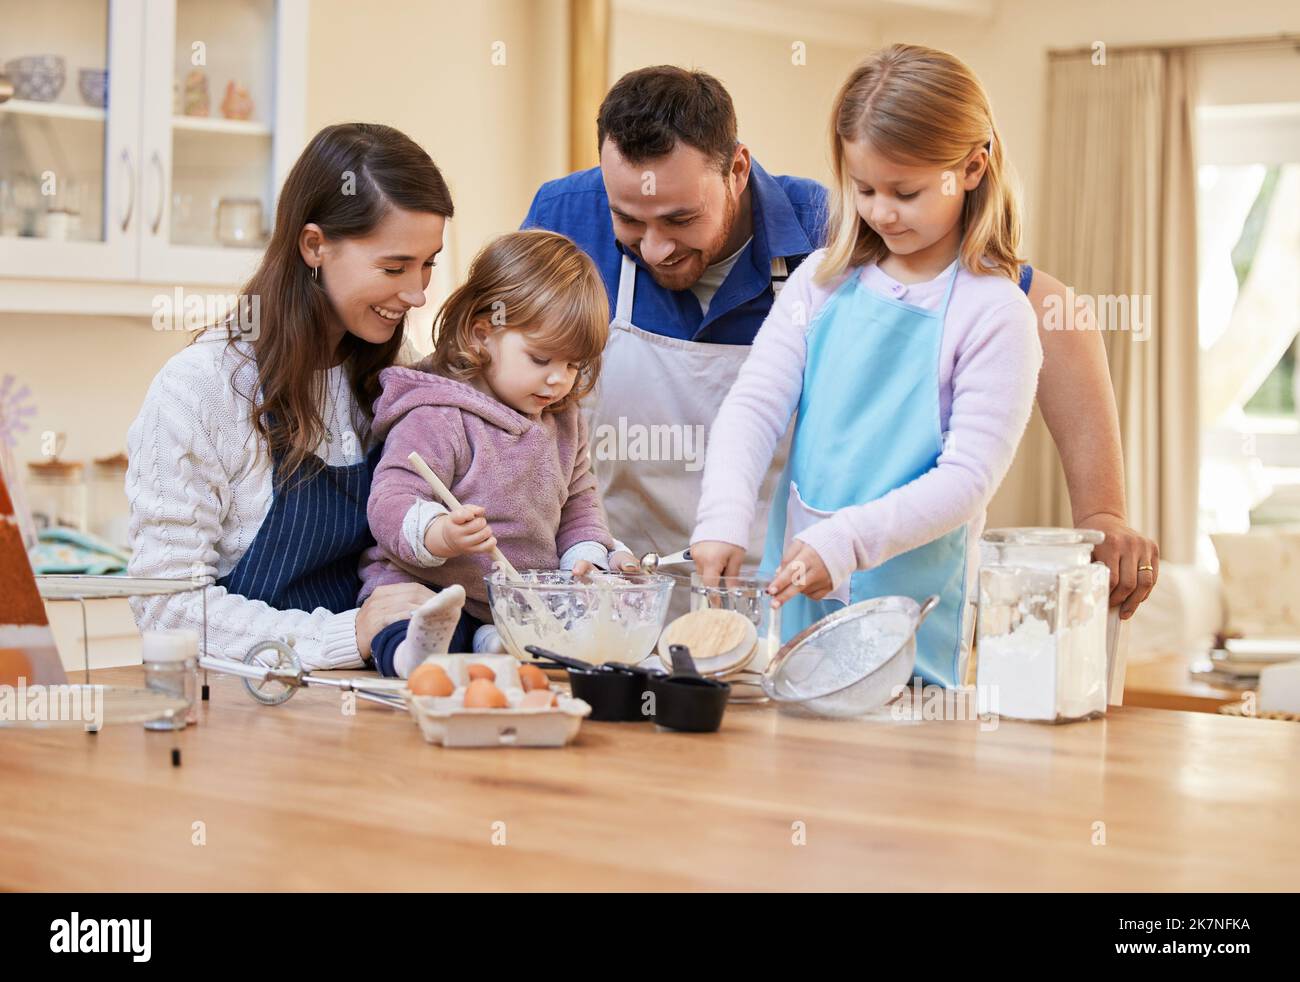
(523, 65, 1159, 620)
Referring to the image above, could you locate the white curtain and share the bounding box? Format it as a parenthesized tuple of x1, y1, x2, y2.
(1018, 48, 1201, 564)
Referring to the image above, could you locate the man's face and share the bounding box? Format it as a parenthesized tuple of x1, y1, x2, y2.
(600, 139, 745, 292)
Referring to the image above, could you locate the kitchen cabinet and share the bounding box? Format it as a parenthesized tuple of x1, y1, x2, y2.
(0, 0, 306, 312)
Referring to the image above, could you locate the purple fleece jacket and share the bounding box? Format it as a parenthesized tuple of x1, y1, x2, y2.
(359, 361, 615, 622)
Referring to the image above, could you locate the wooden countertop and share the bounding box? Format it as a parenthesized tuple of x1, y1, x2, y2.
(3, 665, 1298, 891)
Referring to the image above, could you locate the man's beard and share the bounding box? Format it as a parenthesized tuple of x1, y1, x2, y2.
(645, 190, 738, 292)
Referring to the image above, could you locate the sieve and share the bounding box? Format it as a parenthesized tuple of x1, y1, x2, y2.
(760, 594, 940, 718)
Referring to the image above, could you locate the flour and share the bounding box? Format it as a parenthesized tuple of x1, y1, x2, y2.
(976, 599, 1107, 722)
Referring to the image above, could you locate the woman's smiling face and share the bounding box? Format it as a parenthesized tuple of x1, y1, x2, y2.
(300, 205, 447, 350)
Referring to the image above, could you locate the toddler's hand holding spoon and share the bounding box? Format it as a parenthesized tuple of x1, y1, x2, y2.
(424, 505, 498, 558)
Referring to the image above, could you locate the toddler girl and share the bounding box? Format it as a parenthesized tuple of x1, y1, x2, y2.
(360, 230, 629, 677)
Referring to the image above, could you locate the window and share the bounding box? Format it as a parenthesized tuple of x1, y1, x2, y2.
(1196, 104, 1300, 534)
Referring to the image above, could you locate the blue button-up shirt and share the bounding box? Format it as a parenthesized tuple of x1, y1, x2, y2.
(522, 158, 829, 345)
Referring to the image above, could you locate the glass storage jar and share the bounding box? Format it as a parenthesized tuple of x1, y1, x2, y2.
(26, 457, 86, 532)
(975, 527, 1110, 723)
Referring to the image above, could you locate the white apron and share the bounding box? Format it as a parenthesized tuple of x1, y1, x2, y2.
(587, 253, 794, 619)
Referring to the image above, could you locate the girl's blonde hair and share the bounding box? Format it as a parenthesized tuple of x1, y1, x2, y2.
(431, 230, 609, 414)
(818, 43, 1023, 285)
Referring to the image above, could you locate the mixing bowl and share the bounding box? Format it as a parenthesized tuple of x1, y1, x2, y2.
(485, 569, 674, 666)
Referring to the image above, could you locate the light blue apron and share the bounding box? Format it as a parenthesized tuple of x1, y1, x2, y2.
(759, 262, 970, 687)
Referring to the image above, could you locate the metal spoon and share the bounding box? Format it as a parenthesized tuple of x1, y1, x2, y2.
(639, 547, 692, 573)
(525, 645, 656, 677)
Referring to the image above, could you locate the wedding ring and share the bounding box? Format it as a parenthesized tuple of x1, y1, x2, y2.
(1137, 564, 1155, 573)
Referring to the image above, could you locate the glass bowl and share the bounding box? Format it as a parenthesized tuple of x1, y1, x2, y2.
(485, 569, 674, 666)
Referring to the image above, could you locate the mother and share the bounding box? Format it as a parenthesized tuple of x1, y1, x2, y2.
(127, 123, 451, 668)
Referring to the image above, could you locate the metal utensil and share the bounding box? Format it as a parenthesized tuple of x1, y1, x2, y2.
(524, 644, 655, 677)
(638, 547, 691, 573)
(199, 639, 406, 710)
(761, 595, 940, 718)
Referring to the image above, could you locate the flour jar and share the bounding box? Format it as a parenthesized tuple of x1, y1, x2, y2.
(975, 527, 1110, 723)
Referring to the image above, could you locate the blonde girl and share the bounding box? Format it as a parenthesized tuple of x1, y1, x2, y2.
(691, 44, 1043, 687)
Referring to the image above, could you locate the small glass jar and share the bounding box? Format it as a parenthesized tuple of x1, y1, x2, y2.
(976, 528, 1110, 723)
(26, 457, 86, 531)
(688, 573, 781, 679)
(215, 197, 264, 247)
(89, 453, 130, 547)
(142, 629, 198, 730)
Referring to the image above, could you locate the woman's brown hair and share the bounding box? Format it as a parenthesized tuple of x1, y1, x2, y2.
(222, 122, 453, 483)
(429, 230, 608, 414)
(819, 44, 1023, 284)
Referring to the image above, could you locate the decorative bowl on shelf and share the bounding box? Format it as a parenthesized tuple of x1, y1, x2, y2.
(4, 55, 66, 102)
(77, 68, 108, 108)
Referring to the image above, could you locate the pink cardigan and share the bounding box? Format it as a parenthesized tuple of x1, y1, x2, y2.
(359, 363, 614, 621)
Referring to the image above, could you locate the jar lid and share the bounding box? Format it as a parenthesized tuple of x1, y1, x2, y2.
(93, 452, 128, 473)
(27, 457, 83, 478)
(142, 629, 198, 662)
(981, 527, 1104, 547)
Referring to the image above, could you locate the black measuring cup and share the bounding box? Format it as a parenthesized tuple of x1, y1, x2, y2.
(648, 644, 730, 733)
(525, 646, 660, 722)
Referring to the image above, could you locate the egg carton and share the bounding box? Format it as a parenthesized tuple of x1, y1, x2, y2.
(404, 654, 591, 748)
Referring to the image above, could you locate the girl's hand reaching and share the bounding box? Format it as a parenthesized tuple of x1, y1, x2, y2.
(691, 540, 747, 587)
(425, 505, 498, 559)
(767, 540, 834, 607)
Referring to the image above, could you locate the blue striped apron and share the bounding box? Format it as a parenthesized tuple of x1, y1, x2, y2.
(759, 262, 971, 687)
(218, 443, 382, 614)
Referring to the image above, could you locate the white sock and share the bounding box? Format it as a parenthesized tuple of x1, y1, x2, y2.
(394, 585, 466, 678)
(472, 623, 506, 654)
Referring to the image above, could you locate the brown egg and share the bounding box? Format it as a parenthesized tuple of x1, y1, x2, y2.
(466, 663, 496, 683)
(463, 678, 508, 709)
(408, 663, 454, 697)
(520, 688, 558, 709)
(517, 663, 549, 692)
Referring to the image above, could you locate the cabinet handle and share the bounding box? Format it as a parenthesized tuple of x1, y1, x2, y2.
(119, 148, 135, 233)
(149, 151, 165, 235)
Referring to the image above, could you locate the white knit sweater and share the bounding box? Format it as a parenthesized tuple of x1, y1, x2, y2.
(126, 331, 374, 669)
